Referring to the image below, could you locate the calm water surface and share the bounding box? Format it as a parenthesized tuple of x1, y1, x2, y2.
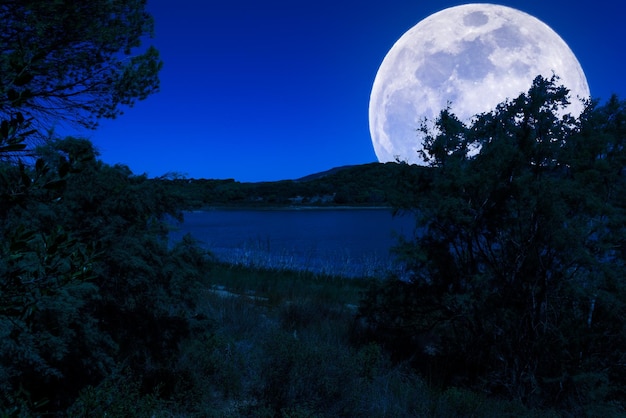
(170, 208, 415, 277)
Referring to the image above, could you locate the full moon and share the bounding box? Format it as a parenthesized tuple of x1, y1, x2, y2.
(369, 3, 590, 164)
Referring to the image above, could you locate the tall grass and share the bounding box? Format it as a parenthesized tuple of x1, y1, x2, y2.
(207, 237, 404, 279)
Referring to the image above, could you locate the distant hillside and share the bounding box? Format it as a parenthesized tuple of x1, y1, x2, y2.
(296, 165, 357, 182)
(156, 162, 428, 208)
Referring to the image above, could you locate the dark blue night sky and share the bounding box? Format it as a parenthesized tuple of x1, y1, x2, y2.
(75, 0, 626, 182)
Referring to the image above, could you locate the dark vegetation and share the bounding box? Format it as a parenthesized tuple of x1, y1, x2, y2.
(360, 77, 626, 416)
(154, 162, 414, 208)
(1, 1, 626, 416)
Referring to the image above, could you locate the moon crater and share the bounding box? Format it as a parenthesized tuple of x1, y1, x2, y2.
(464, 11, 489, 27)
(369, 4, 590, 165)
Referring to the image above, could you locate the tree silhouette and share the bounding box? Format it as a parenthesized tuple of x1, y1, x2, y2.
(0, 0, 162, 136)
(359, 76, 626, 413)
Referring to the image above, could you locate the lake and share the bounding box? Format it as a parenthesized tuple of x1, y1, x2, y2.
(169, 208, 415, 277)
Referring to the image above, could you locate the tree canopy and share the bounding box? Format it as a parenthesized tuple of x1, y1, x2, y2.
(359, 76, 626, 413)
(0, 0, 162, 134)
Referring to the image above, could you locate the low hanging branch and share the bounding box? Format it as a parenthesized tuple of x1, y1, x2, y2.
(0, 0, 162, 138)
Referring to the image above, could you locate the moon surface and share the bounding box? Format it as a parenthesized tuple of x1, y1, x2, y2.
(369, 3, 590, 164)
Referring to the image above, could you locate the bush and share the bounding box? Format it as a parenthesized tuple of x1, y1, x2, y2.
(0, 138, 213, 414)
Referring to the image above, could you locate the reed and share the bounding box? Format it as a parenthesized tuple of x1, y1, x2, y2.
(209, 237, 403, 279)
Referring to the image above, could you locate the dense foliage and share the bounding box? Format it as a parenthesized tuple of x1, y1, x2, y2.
(0, 2, 190, 414)
(0, 0, 161, 135)
(359, 76, 626, 414)
(0, 134, 212, 414)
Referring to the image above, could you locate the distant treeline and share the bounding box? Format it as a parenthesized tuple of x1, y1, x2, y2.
(154, 162, 426, 208)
